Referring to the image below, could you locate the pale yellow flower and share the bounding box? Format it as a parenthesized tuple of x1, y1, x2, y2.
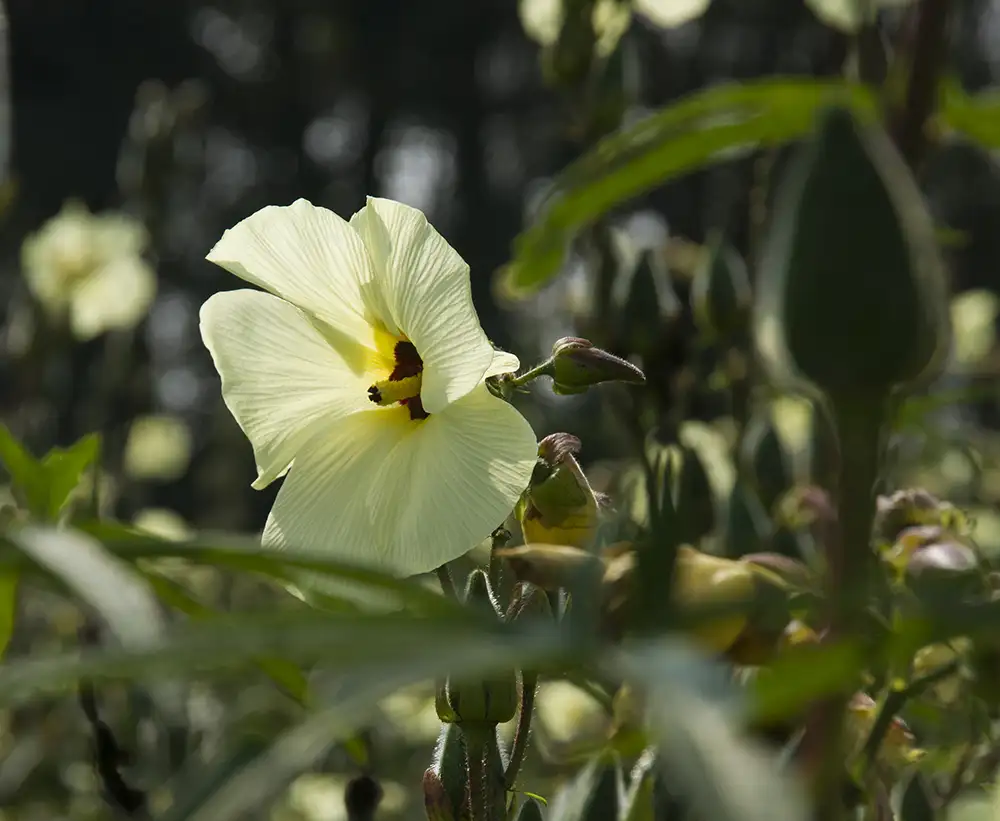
(518, 0, 632, 57)
(21, 200, 156, 339)
(200, 197, 537, 576)
(123, 414, 193, 481)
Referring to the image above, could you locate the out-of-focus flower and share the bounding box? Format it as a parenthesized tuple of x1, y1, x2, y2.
(21, 200, 156, 339)
(123, 415, 193, 481)
(913, 640, 969, 706)
(200, 198, 537, 577)
(519, 0, 632, 58)
(805, 0, 914, 33)
(133, 508, 192, 542)
(633, 0, 711, 31)
(845, 692, 924, 770)
(951, 289, 999, 370)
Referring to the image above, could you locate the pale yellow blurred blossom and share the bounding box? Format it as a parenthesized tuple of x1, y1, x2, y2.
(200, 198, 536, 577)
(951, 289, 999, 369)
(633, 0, 711, 29)
(133, 508, 193, 542)
(21, 200, 156, 339)
(805, 0, 914, 32)
(518, 0, 632, 57)
(124, 414, 193, 481)
(287, 774, 405, 821)
(535, 680, 606, 744)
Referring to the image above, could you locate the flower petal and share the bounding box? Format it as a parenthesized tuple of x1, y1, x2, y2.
(206, 199, 377, 344)
(263, 385, 537, 577)
(351, 198, 494, 414)
(484, 349, 521, 378)
(200, 289, 373, 489)
(70, 257, 157, 339)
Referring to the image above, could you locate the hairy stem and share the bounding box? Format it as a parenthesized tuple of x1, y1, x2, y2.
(504, 673, 537, 790)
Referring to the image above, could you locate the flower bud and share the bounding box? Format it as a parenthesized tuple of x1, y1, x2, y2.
(548, 337, 645, 395)
(612, 245, 681, 356)
(513, 797, 545, 821)
(691, 236, 751, 343)
(429, 724, 467, 821)
(498, 543, 603, 592)
(723, 482, 771, 559)
(519, 434, 601, 550)
(422, 769, 456, 821)
(913, 640, 968, 706)
(673, 445, 715, 546)
(755, 106, 950, 398)
(874, 489, 960, 545)
(505, 580, 555, 623)
(845, 692, 924, 770)
(674, 546, 756, 654)
(548, 750, 622, 821)
(740, 412, 791, 514)
(905, 541, 982, 601)
(344, 774, 382, 821)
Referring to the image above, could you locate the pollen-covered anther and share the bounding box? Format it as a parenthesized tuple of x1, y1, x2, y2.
(368, 373, 423, 407)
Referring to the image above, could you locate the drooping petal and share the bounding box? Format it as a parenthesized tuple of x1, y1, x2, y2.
(200, 289, 374, 489)
(70, 257, 157, 339)
(350, 198, 494, 414)
(484, 349, 521, 379)
(263, 385, 537, 577)
(206, 199, 377, 345)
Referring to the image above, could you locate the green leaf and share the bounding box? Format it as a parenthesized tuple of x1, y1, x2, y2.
(142, 569, 312, 706)
(502, 79, 875, 295)
(9, 527, 165, 651)
(0, 573, 17, 661)
(40, 433, 100, 520)
(58, 521, 461, 616)
(0, 424, 47, 517)
(942, 82, 1000, 149)
(0, 602, 575, 709)
(615, 640, 809, 821)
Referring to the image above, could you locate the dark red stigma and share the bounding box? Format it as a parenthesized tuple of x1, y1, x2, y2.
(389, 341, 428, 421)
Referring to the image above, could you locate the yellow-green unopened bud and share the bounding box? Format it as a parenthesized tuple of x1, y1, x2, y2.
(444, 676, 518, 726)
(519, 433, 600, 549)
(549, 336, 645, 395)
(755, 106, 950, 398)
(691, 237, 751, 342)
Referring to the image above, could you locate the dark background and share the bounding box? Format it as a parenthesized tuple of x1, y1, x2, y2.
(4, 0, 1000, 535)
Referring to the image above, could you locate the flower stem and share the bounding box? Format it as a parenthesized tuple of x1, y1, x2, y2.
(436, 565, 457, 600)
(503, 673, 537, 790)
(464, 726, 492, 821)
(508, 362, 554, 389)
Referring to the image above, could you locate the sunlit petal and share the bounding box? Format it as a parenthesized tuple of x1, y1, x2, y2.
(263, 385, 537, 577)
(351, 197, 493, 414)
(200, 289, 373, 489)
(206, 199, 377, 344)
(484, 349, 521, 379)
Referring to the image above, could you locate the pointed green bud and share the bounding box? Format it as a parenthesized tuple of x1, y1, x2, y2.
(612, 245, 681, 355)
(444, 574, 517, 725)
(548, 751, 622, 821)
(513, 797, 546, 821)
(422, 769, 457, 821)
(691, 236, 752, 343)
(740, 412, 792, 514)
(430, 724, 467, 821)
(505, 580, 555, 624)
(344, 774, 383, 821)
(723, 482, 771, 559)
(672, 445, 716, 545)
(755, 106, 950, 398)
(548, 337, 645, 395)
(808, 402, 839, 490)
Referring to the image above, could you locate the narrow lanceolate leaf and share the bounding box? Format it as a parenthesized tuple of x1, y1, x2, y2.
(0, 573, 16, 661)
(0, 423, 46, 517)
(613, 640, 809, 821)
(0, 605, 575, 709)
(10, 527, 165, 651)
(502, 79, 875, 295)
